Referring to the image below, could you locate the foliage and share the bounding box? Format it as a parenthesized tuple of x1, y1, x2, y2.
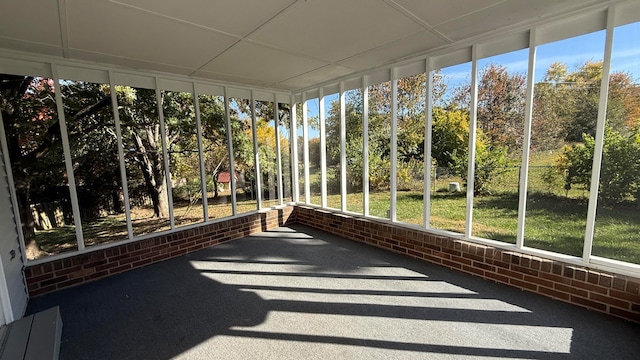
(451, 140, 512, 195)
(555, 126, 640, 202)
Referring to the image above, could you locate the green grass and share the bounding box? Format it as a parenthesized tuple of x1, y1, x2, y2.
(34, 158, 640, 265)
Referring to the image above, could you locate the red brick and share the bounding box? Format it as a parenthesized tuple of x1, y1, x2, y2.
(511, 265, 539, 277)
(574, 268, 587, 281)
(571, 295, 607, 312)
(539, 272, 572, 285)
(590, 292, 630, 309)
(462, 265, 484, 276)
(571, 280, 608, 294)
(539, 286, 571, 301)
(509, 278, 537, 291)
(627, 280, 640, 295)
(442, 259, 462, 270)
(612, 277, 626, 291)
(485, 271, 509, 284)
(524, 274, 554, 288)
(609, 307, 640, 323)
(554, 283, 588, 298)
(609, 289, 640, 304)
(497, 268, 524, 280)
(599, 274, 613, 288)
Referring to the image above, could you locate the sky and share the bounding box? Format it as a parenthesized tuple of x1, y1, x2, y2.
(299, 22, 639, 138)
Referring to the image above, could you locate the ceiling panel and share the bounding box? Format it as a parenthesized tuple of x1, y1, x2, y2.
(200, 41, 329, 83)
(249, 0, 424, 63)
(338, 30, 446, 71)
(0, 0, 61, 46)
(113, 0, 297, 37)
(192, 70, 274, 89)
(66, 0, 237, 69)
(68, 49, 195, 76)
(434, 0, 605, 42)
(277, 64, 355, 90)
(391, 0, 505, 27)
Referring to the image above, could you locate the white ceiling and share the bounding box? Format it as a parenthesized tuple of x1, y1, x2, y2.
(0, 0, 623, 91)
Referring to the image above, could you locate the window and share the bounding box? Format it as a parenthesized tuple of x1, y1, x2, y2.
(62, 79, 127, 247)
(229, 97, 257, 214)
(367, 81, 392, 219)
(324, 92, 341, 209)
(1, 75, 77, 260)
(162, 90, 203, 227)
(471, 49, 528, 243)
(430, 63, 471, 233)
(395, 73, 426, 226)
(593, 21, 640, 265)
(525, 30, 605, 256)
(255, 100, 279, 208)
(344, 88, 364, 214)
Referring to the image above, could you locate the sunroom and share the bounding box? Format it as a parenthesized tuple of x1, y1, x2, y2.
(0, 0, 639, 356)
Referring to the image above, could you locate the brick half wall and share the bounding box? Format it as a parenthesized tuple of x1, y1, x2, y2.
(294, 206, 640, 324)
(25, 207, 294, 297)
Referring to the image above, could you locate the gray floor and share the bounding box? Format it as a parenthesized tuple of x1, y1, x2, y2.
(27, 224, 640, 360)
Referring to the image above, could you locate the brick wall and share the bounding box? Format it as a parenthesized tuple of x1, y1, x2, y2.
(25, 207, 294, 297)
(294, 206, 640, 324)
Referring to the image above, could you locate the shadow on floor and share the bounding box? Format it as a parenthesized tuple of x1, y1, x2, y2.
(27, 224, 640, 360)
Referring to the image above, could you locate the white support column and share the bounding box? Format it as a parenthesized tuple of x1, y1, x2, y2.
(516, 30, 538, 249)
(584, 7, 615, 262)
(108, 71, 133, 240)
(193, 84, 208, 221)
(424, 60, 433, 229)
(291, 98, 300, 203)
(224, 88, 237, 215)
(251, 91, 262, 210)
(51, 64, 85, 250)
(363, 76, 370, 216)
(340, 82, 347, 212)
(319, 89, 327, 208)
(302, 95, 311, 204)
(274, 95, 284, 206)
(155, 82, 175, 229)
(390, 70, 398, 222)
(465, 46, 479, 238)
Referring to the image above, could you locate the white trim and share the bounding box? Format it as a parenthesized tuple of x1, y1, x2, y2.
(516, 30, 537, 249)
(193, 84, 208, 221)
(319, 88, 327, 208)
(274, 94, 284, 206)
(464, 46, 479, 238)
(302, 94, 310, 204)
(52, 64, 85, 250)
(251, 91, 262, 210)
(424, 61, 433, 229)
(155, 82, 175, 229)
(339, 81, 347, 212)
(224, 87, 237, 216)
(362, 76, 370, 217)
(390, 70, 398, 222)
(290, 99, 299, 203)
(109, 71, 134, 241)
(584, 7, 615, 262)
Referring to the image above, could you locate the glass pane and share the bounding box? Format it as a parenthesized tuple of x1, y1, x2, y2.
(307, 98, 321, 205)
(229, 97, 256, 214)
(117, 86, 170, 236)
(430, 64, 471, 233)
(1, 75, 78, 259)
(345, 89, 364, 214)
(368, 81, 392, 219)
(256, 100, 279, 208)
(593, 22, 640, 264)
(61, 80, 127, 247)
(199, 94, 232, 220)
(296, 102, 305, 202)
(324, 93, 341, 209)
(278, 103, 292, 203)
(396, 74, 426, 226)
(471, 49, 528, 243)
(162, 90, 203, 227)
(525, 30, 605, 256)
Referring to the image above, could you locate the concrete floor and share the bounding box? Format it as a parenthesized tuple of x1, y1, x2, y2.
(27, 224, 640, 359)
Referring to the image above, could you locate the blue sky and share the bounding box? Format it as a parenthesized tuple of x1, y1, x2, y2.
(300, 22, 639, 138)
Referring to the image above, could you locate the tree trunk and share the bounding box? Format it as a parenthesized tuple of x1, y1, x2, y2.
(16, 183, 45, 259)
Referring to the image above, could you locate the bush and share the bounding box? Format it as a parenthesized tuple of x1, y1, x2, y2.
(555, 126, 640, 203)
(451, 143, 512, 195)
